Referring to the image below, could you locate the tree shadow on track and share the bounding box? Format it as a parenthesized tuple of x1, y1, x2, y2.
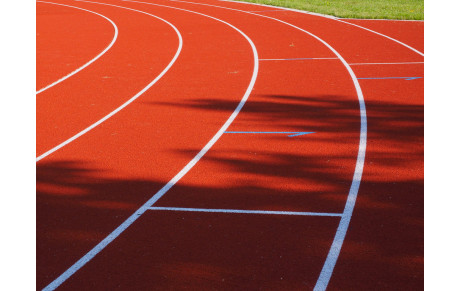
(37, 160, 338, 290)
(37, 92, 423, 290)
(143, 92, 424, 290)
(147, 93, 423, 145)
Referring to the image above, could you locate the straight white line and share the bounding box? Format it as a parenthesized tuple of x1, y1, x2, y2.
(214, 0, 424, 56)
(36, 1, 118, 94)
(160, 1, 367, 290)
(349, 61, 424, 65)
(148, 207, 343, 217)
(42, 1, 259, 290)
(259, 57, 337, 61)
(36, 0, 183, 162)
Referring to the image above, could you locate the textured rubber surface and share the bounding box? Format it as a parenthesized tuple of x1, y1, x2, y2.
(36, 0, 423, 289)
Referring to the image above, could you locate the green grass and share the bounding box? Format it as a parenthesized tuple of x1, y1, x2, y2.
(232, 0, 424, 20)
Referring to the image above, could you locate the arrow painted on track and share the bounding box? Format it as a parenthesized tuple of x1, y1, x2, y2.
(225, 131, 315, 137)
(357, 76, 422, 81)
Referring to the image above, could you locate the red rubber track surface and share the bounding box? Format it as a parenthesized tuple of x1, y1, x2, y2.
(36, 0, 423, 290)
(36, 1, 115, 90)
(342, 19, 424, 54)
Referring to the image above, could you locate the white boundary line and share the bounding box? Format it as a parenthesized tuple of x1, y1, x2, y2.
(142, 1, 368, 290)
(349, 61, 424, 65)
(149, 207, 343, 217)
(36, 0, 183, 162)
(36, 1, 118, 94)
(215, 0, 337, 19)
(41, 0, 259, 290)
(335, 19, 424, 57)
(211, 0, 424, 56)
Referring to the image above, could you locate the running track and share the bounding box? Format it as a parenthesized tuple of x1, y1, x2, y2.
(36, 0, 424, 289)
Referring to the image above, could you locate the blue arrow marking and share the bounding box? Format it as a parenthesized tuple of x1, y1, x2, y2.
(225, 131, 315, 137)
(357, 76, 422, 81)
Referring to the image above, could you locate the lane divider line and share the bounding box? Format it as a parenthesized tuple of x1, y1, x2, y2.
(336, 19, 424, 56)
(349, 61, 424, 65)
(225, 131, 315, 137)
(259, 57, 338, 61)
(148, 207, 343, 217)
(217, 0, 424, 56)
(161, 1, 368, 290)
(42, 0, 259, 290)
(36, 0, 183, 162)
(216, 0, 337, 19)
(357, 76, 422, 80)
(36, 1, 118, 94)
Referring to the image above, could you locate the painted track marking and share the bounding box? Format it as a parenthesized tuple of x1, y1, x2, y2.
(335, 19, 424, 56)
(148, 207, 343, 217)
(358, 76, 422, 80)
(225, 131, 315, 137)
(148, 1, 368, 289)
(36, 1, 118, 94)
(41, 0, 259, 289)
(216, 0, 424, 56)
(259, 57, 338, 61)
(349, 61, 424, 65)
(36, 0, 183, 162)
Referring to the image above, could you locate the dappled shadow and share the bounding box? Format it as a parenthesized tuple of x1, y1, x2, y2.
(38, 91, 423, 289)
(37, 160, 339, 290)
(146, 93, 423, 145)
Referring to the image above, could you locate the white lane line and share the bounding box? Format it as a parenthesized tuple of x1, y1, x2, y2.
(42, 1, 259, 290)
(148, 207, 343, 217)
(213, 0, 424, 57)
(36, 0, 183, 162)
(153, 1, 368, 290)
(349, 61, 424, 65)
(334, 19, 424, 57)
(259, 57, 337, 61)
(36, 1, 118, 94)
(216, 0, 338, 19)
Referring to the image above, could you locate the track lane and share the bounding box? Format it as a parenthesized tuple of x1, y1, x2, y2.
(44, 0, 367, 289)
(37, 0, 423, 290)
(167, 0, 424, 62)
(36, 1, 118, 94)
(37, 1, 257, 289)
(336, 18, 424, 56)
(36, 0, 181, 157)
(164, 0, 423, 289)
(36, 1, 116, 91)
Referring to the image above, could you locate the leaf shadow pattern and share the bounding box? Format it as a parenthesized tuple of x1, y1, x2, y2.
(37, 92, 423, 289)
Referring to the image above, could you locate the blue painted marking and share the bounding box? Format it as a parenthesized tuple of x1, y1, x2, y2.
(260, 58, 335, 61)
(357, 76, 422, 81)
(279, 58, 317, 60)
(225, 131, 315, 137)
(148, 207, 342, 217)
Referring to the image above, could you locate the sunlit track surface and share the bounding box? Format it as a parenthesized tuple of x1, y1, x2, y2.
(36, 0, 423, 290)
(36, 1, 118, 92)
(36, 1, 119, 94)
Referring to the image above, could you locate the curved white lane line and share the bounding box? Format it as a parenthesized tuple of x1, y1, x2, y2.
(191, 0, 425, 57)
(335, 19, 424, 56)
(36, 0, 183, 162)
(134, 1, 368, 290)
(42, 1, 259, 290)
(36, 1, 119, 94)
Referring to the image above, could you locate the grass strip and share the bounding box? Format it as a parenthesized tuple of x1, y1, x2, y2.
(232, 0, 424, 20)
